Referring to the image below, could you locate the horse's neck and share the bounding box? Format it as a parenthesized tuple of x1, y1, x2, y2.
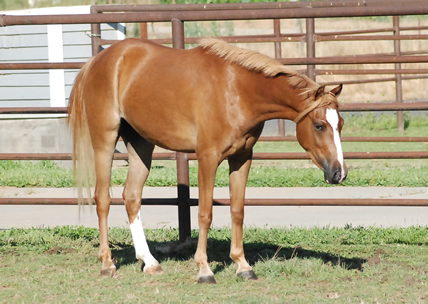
(247, 74, 307, 123)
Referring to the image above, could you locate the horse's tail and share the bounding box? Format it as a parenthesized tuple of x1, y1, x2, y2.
(68, 57, 96, 205)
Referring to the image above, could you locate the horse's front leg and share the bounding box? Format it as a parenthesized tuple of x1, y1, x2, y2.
(228, 149, 258, 280)
(194, 152, 219, 284)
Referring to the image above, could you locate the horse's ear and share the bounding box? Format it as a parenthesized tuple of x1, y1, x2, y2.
(314, 84, 327, 100)
(330, 84, 343, 98)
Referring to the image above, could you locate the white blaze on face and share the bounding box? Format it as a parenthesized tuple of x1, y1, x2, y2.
(129, 211, 159, 271)
(326, 108, 345, 183)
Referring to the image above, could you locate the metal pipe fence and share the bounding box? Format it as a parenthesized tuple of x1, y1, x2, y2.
(0, 1, 427, 240)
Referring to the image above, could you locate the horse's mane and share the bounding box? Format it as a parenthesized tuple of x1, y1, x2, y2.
(200, 38, 291, 75)
(293, 91, 339, 123)
(199, 38, 337, 123)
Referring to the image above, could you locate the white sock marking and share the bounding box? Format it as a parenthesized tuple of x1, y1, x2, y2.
(326, 108, 345, 183)
(129, 211, 159, 269)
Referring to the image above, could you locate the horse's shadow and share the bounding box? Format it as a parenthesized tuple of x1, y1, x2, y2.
(111, 238, 366, 272)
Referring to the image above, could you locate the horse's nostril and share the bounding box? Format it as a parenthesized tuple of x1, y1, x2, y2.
(332, 170, 341, 183)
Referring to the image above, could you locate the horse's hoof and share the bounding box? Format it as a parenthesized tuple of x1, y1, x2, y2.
(237, 270, 258, 280)
(197, 275, 217, 284)
(144, 264, 164, 275)
(100, 267, 116, 278)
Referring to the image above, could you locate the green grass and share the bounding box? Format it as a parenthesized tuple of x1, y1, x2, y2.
(341, 112, 428, 137)
(2, 160, 428, 188)
(1, 226, 428, 303)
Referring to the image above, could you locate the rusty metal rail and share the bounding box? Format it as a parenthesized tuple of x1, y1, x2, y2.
(259, 136, 428, 143)
(0, 197, 426, 207)
(1, 1, 428, 239)
(2, 3, 428, 26)
(2, 101, 428, 115)
(3, 56, 428, 70)
(1, 151, 428, 161)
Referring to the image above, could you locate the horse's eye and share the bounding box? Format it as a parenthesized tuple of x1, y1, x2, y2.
(314, 124, 325, 131)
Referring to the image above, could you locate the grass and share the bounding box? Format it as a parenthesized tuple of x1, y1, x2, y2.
(1, 160, 428, 188)
(1, 226, 428, 303)
(341, 112, 428, 137)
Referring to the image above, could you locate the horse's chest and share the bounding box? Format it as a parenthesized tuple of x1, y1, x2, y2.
(224, 133, 260, 158)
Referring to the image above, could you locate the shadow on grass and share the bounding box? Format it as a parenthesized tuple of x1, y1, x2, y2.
(111, 238, 366, 272)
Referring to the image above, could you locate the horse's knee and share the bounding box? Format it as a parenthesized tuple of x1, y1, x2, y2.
(198, 211, 212, 227)
(95, 195, 111, 217)
(230, 207, 244, 225)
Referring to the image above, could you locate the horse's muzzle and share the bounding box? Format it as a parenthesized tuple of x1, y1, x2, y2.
(324, 168, 347, 184)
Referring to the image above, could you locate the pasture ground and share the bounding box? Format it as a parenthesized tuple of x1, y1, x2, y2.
(1, 226, 428, 303)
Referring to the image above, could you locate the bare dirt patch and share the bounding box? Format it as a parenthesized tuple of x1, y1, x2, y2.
(44, 247, 77, 255)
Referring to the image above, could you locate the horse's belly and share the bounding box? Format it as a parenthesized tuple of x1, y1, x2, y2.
(123, 113, 197, 153)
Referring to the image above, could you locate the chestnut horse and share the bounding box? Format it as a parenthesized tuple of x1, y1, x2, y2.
(68, 38, 347, 283)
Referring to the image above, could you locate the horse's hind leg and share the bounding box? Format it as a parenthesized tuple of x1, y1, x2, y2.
(120, 121, 163, 274)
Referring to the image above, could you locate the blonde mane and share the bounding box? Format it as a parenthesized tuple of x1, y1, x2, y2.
(293, 92, 339, 123)
(199, 38, 336, 123)
(200, 38, 301, 77)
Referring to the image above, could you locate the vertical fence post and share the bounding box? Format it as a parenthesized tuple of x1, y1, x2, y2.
(139, 23, 148, 39)
(90, 6, 101, 56)
(273, 19, 282, 59)
(274, 19, 286, 136)
(393, 16, 404, 132)
(172, 18, 191, 243)
(306, 18, 315, 81)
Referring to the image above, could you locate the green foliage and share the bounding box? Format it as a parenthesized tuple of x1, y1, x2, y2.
(90, 163, 428, 187)
(0, 160, 74, 187)
(1, 157, 428, 188)
(184, 21, 235, 46)
(342, 112, 428, 134)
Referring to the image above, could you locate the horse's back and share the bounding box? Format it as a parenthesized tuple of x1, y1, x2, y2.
(84, 39, 224, 151)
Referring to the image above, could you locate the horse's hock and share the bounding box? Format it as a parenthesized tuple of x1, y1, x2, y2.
(1, 1, 428, 241)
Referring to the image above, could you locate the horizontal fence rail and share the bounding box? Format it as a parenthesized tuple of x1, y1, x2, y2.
(3, 55, 428, 70)
(0, 198, 426, 207)
(2, 3, 428, 26)
(1, 151, 428, 161)
(1, 1, 427, 239)
(2, 102, 428, 115)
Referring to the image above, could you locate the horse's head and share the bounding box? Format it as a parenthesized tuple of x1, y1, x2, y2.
(294, 84, 347, 184)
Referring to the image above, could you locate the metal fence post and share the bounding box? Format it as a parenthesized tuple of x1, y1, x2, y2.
(306, 18, 316, 81)
(393, 16, 404, 132)
(172, 18, 191, 243)
(90, 6, 101, 56)
(273, 19, 282, 59)
(274, 19, 286, 136)
(139, 22, 148, 39)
